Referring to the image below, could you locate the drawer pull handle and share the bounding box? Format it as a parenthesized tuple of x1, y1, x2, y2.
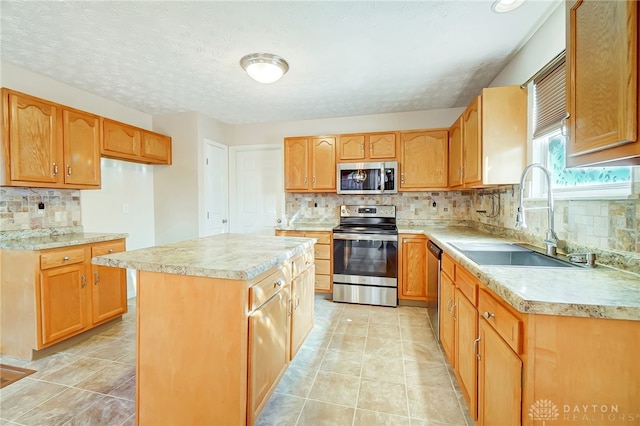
(94, 271, 100, 285)
(483, 311, 495, 320)
(274, 280, 283, 289)
(108, 249, 114, 253)
(63, 256, 70, 261)
(81, 274, 87, 288)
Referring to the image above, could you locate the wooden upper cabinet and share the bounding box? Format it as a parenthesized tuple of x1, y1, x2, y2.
(284, 137, 310, 191)
(141, 131, 172, 164)
(101, 118, 141, 158)
(399, 130, 448, 191)
(448, 115, 463, 189)
(462, 97, 482, 186)
(338, 134, 365, 161)
(337, 132, 397, 162)
(566, 0, 640, 166)
(463, 86, 527, 188)
(4, 90, 60, 185)
(101, 118, 171, 165)
(311, 136, 336, 191)
(284, 136, 336, 192)
(369, 133, 397, 159)
(1, 89, 101, 189)
(63, 109, 101, 187)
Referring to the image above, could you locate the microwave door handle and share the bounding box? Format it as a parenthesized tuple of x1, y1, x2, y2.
(380, 164, 385, 193)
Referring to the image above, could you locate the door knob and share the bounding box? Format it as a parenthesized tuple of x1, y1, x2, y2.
(277, 219, 282, 224)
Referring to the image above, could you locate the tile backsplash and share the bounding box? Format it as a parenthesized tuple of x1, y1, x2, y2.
(0, 187, 82, 238)
(285, 191, 473, 225)
(286, 176, 640, 257)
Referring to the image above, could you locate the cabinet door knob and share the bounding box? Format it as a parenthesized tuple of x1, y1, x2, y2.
(273, 279, 283, 289)
(482, 311, 495, 320)
(52, 163, 59, 176)
(63, 256, 70, 261)
(66, 164, 72, 177)
(108, 248, 114, 253)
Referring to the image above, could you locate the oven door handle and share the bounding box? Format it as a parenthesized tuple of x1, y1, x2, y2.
(333, 233, 398, 242)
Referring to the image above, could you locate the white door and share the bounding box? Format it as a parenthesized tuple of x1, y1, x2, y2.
(203, 140, 229, 236)
(229, 145, 284, 235)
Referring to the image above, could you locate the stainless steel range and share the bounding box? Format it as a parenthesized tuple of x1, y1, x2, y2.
(332, 205, 398, 307)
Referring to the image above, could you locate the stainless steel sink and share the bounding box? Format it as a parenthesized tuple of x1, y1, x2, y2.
(449, 242, 581, 268)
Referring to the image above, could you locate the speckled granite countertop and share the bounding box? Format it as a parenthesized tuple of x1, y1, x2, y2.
(91, 233, 316, 281)
(415, 226, 640, 321)
(276, 221, 338, 232)
(0, 232, 128, 250)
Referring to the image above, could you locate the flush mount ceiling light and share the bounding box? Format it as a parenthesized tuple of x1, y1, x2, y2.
(491, 0, 525, 13)
(240, 53, 289, 84)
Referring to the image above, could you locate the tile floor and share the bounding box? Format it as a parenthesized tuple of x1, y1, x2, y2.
(0, 296, 473, 426)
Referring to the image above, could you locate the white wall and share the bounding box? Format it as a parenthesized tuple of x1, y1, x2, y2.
(490, 3, 565, 87)
(229, 108, 465, 145)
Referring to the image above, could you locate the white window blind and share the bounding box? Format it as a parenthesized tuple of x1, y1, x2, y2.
(533, 56, 566, 138)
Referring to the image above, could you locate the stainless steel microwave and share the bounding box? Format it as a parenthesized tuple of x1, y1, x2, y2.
(337, 161, 398, 195)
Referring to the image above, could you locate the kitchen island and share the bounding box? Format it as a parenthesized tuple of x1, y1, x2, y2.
(92, 233, 317, 426)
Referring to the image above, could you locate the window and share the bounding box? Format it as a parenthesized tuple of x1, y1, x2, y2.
(529, 54, 632, 200)
(532, 129, 632, 199)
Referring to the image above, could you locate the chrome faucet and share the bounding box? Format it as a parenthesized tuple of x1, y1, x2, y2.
(516, 163, 559, 256)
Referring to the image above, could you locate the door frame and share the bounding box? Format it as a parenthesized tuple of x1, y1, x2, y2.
(201, 139, 229, 237)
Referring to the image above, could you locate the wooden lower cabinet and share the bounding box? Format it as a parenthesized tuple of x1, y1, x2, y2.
(439, 270, 456, 366)
(248, 286, 291, 424)
(398, 234, 428, 301)
(478, 318, 522, 426)
(91, 240, 127, 324)
(455, 289, 478, 421)
(290, 265, 315, 358)
(0, 239, 127, 360)
(276, 230, 333, 292)
(40, 263, 87, 345)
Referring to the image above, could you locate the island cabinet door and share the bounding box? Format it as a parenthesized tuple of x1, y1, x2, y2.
(290, 266, 315, 359)
(248, 287, 291, 425)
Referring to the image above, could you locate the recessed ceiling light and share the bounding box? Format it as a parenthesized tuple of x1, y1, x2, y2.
(491, 0, 525, 13)
(240, 53, 289, 84)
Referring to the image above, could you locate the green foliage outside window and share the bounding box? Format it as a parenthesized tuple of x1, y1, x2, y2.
(547, 135, 631, 187)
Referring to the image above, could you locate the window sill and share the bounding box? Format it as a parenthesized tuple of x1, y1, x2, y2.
(528, 182, 635, 201)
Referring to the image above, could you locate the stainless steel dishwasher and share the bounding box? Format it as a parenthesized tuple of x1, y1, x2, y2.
(427, 240, 443, 341)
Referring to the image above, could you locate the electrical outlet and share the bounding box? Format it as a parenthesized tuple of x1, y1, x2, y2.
(37, 202, 45, 215)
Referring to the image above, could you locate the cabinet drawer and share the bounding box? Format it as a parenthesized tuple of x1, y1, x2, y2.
(478, 289, 522, 354)
(442, 253, 455, 280)
(40, 248, 85, 270)
(305, 231, 331, 245)
(456, 266, 478, 306)
(292, 248, 314, 277)
(315, 259, 330, 275)
(313, 243, 330, 260)
(91, 240, 125, 257)
(314, 274, 331, 291)
(250, 266, 289, 312)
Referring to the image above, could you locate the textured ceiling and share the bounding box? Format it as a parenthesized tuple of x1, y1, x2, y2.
(1, 1, 560, 125)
